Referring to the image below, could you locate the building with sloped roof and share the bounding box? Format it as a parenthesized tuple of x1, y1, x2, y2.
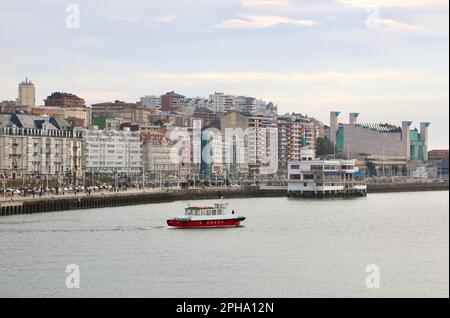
(0, 114, 83, 182)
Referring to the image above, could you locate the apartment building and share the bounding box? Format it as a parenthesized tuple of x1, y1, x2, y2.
(0, 114, 83, 181)
(82, 126, 142, 175)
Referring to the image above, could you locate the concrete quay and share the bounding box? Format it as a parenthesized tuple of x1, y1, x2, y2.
(0, 183, 447, 216)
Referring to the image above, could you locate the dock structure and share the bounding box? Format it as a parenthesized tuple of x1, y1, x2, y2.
(287, 148, 368, 198)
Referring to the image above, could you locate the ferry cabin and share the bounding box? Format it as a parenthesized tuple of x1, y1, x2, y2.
(287, 148, 367, 197)
(185, 203, 228, 216)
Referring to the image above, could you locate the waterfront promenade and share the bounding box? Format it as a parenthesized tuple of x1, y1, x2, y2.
(1, 182, 448, 203)
(0, 181, 447, 217)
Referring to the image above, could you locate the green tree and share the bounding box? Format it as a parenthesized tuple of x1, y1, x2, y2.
(316, 137, 335, 156)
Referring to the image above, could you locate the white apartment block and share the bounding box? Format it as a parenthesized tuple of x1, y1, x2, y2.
(209, 92, 235, 113)
(181, 98, 210, 116)
(0, 127, 83, 180)
(233, 96, 257, 116)
(82, 127, 142, 175)
(143, 142, 180, 175)
(140, 95, 161, 109)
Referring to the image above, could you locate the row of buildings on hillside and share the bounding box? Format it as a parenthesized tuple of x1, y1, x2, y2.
(1, 79, 446, 185)
(0, 111, 324, 185)
(1, 79, 278, 132)
(140, 91, 278, 117)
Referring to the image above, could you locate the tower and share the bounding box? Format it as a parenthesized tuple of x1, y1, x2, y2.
(349, 112, 359, 125)
(18, 77, 35, 108)
(420, 122, 431, 161)
(401, 121, 413, 160)
(329, 111, 340, 144)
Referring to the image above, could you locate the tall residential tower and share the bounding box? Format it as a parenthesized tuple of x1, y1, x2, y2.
(18, 77, 35, 108)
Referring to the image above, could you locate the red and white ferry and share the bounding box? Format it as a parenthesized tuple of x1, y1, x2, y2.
(167, 203, 245, 228)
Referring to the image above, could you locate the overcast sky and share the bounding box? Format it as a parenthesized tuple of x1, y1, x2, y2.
(0, 0, 448, 148)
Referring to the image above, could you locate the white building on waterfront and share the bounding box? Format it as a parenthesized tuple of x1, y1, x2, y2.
(82, 126, 142, 175)
(0, 114, 83, 181)
(287, 148, 367, 197)
(143, 141, 180, 175)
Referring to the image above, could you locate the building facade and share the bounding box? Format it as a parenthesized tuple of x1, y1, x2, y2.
(233, 96, 257, 116)
(18, 78, 35, 109)
(82, 127, 142, 175)
(0, 114, 83, 182)
(91, 100, 145, 124)
(161, 91, 185, 112)
(221, 111, 278, 176)
(140, 95, 162, 109)
(287, 148, 367, 197)
(330, 112, 430, 162)
(428, 149, 449, 162)
(143, 141, 180, 176)
(277, 114, 317, 171)
(209, 92, 234, 113)
(44, 92, 85, 108)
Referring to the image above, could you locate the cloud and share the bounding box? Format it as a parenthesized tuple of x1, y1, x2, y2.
(109, 14, 177, 26)
(153, 15, 177, 22)
(215, 15, 317, 29)
(147, 69, 447, 84)
(370, 18, 426, 31)
(238, 0, 294, 8)
(336, 0, 448, 8)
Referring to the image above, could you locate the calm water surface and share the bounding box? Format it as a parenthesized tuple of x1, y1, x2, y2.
(0, 191, 448, 297)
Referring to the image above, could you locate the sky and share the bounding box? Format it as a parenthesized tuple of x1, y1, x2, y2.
(0, 0, 448, 148)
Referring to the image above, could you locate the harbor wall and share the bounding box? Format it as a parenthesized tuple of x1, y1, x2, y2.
(0, 188, 284, 216)
(0, 183, 447, 216)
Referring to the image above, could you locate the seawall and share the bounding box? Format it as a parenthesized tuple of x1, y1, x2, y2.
(0, 183, 447, 216)
(367, 183, 449, 193)
(0, 188, 285, 217)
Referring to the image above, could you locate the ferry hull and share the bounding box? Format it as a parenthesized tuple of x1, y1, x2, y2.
(167, 217, 245, 228)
